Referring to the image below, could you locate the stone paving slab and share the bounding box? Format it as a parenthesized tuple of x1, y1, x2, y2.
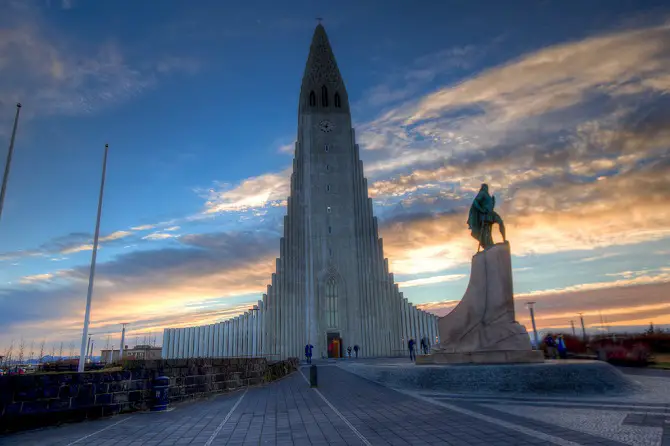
(1, 364, 667, 445)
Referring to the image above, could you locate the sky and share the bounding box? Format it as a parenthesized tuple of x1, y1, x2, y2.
(1, 0, 669, 355)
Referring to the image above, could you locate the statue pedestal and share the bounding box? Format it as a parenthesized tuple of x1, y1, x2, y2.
(421, 241, 543, 365)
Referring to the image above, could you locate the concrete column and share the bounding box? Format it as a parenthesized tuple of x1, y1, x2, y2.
(169, 329, 175, 359)
(186, 327, 192, 358)
(213, 323, 218, 357)
(191, 327, 197, 358)
(404, 299, 411, 345)
(220, 323, 225, 357)
(178, 328, 183, 359)
(176, 328, 182, 358)
(223, 321, 230, 357)
(409, 307, 415, 343)
(246, 313, 252, 356)
(204, 325, 211, 358)
(230, 319, 236, 356)
(240, 315, 246, 356)
(279, 238, 286, 359)
(414, 307, 420, 344)
(235, 315, 244, 356)
(420, 311, 426, 347)
(199, 326, 204, 358)
(184, 327, 190, 358)
(210, 324, 216, 357)
(374, 223, 388, 355)
(184, 327, 191, 358)
(399, 297, 407, 350)
(201, 325, 207, 358)
(261, 295, 267, 357)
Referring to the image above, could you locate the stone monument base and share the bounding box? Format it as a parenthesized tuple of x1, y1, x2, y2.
(416, 349, 544, 365)
(339, 360, 640, 395)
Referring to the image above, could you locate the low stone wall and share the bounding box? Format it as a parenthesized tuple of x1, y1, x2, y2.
(0, 357, 298, 433)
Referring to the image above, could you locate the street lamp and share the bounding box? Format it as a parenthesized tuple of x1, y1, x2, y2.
(77, 144, 110, 373)
(526, 301, 539, 349)
(578, 312, 587, 343)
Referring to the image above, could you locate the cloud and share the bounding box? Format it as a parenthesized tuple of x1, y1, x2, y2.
(0, 2, 199, 122)
(142, 232, 179, 241)
(277, 142, 295, 155)
(3, 16, 670, 349)
(19, 273, 54, 284)
(575, 253, 621, 263)
(131, 224, 157, 231)
(397, 274, 466, 288)
(164, 226, 181, 232)
(0, 229, 136, 261)
(0, 229, 280, 344)
(421, 278, 670, 332)
(201, 169, 291, 214)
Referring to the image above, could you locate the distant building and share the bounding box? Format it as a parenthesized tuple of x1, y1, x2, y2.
(100, 345, 162, 363)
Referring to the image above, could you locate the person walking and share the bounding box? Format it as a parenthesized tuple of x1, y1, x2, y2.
(420, 337, 427, 355)
(557, 335, 567, 359)
(305, 344, 314, 364)
(347, 346, 352, 358)
(408, 338, 416, 361)
(353, 344, 359, 358)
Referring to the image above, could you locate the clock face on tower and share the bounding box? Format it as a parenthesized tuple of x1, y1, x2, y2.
(319, 120, 334, 133)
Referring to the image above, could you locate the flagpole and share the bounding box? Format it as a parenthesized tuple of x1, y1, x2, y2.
(0, 103, 22, 223)
(78, 143, 109, 373)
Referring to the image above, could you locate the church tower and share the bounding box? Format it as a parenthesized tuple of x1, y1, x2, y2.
(264, 23, 408, 358)
(159, 24, 440, 361)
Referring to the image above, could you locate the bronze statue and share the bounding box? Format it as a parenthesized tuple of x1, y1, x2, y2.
(467, 183, 506, 250)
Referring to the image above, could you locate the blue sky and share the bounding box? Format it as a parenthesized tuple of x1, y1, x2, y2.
(1, 0, 669, 352)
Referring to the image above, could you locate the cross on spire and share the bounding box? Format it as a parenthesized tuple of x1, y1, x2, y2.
(316, 17, 323, 24)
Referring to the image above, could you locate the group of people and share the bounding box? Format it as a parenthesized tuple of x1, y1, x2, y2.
(544, 334, 568, 359)
(407, 336, 431, 361)
(304, 343, 360, 363)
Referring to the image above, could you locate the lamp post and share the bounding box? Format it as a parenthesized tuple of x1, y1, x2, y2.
(570, 320, 576, 337)
(578, 312, 587, 343)
(526, 301, 539, 349)
(119, 323, 128, 362)
(78, 144, 109, 373)
(0, 103, 22, 223)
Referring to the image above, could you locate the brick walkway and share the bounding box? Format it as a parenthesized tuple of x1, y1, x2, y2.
(0, 365, 659, 445)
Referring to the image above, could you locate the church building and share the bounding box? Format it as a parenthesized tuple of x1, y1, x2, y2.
(161, 24, 439, 360)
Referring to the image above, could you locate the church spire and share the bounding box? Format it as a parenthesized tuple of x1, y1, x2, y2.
(299, 23, 349, 114)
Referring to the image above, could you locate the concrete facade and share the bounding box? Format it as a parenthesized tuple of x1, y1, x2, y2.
(162, 24, 438, 360)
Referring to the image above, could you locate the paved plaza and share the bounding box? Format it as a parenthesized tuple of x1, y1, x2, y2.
(0, 363, 668, 445)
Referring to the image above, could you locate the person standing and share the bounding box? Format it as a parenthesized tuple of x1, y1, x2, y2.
(557, 335, 567, 359)
(408, 338, 416, 361)
(347, 346, 352, 358)
(420, 337, 427, 355)
(544, 334, 557, 359)
(305, 344, 314, 364)
(353, 344, 359, 358)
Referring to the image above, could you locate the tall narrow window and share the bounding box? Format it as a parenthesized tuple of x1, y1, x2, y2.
(321, 85, 329, 107)
(326, 184, 330, 192)
(328, 226, 332, 234)
(334, 92, 341, 108)
(309, 91, 316, 107)
(325, 277, 338, 328)
(324, 144, 329, 152)
(327, 206, 331, 213)
(326, 164, 330, 171)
